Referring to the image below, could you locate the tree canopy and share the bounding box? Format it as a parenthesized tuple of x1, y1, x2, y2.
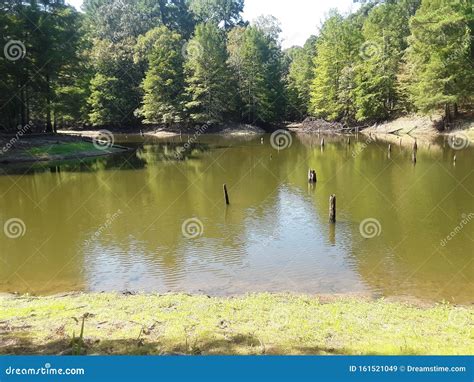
(0, 0, 472, 131)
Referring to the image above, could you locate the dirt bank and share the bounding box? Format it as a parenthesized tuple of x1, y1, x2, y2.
(59, 123, 266, 139)
(289, 114, 473, 149)
(361, 114, 474, 149)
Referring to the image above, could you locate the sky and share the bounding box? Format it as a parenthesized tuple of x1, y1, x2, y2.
(65, 0, 359, 49)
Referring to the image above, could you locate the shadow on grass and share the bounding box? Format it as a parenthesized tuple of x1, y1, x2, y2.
(0, 332, 358, 356)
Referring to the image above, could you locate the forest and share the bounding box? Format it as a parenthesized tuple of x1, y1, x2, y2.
(0, 0, 472, 132)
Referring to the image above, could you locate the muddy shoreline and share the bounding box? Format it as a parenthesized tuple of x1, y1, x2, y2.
(0, 290, 471, 308)
(1, 114, 472, 165)
(58, 122, 268, 139)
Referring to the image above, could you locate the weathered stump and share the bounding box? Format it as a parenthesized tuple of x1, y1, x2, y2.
(308, 170, 317, 183)
(223, 184, 230, 205)
(329, 194, 336, 223)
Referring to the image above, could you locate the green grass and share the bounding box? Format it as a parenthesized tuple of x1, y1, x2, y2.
(0, 293, 472, 355)
(26, 141, 105, 157)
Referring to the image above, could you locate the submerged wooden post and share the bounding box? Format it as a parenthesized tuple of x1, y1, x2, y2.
(223, 184, 230, 205)
(329, 194, 336, 223)
(347, 137, 351, 145)
(413, 139, 418, 152)
(308, 169, 317, 183)
(321, 138, 325, 148)
(412, 150, 417, 164)
(388, 144, 392, 153)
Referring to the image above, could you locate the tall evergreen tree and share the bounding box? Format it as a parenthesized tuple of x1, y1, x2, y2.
(87, 38, 142, 126)
(286, 36, 317, 120)
(354, 0, 420, 122)
(405, 0, 473, 123)
(0, 1, 83, 131)
(184, 22, 234, 124)
(137, 26, 185, 125)
(310, 12, 363, 122)
(228, 23, 285, 125)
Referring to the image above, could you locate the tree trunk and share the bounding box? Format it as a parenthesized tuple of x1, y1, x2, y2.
(46, 74, 53, 133)
(444, 103, 452, 130)
(26, 85, 30, 127)
(20, 85, 26, 127)
(53, 113, 57, 133)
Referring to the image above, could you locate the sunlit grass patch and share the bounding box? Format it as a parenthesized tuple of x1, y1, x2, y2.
(0, 293, 472, 355)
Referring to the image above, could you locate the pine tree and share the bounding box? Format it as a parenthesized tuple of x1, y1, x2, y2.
(87, 38, 142, 126)
(354, 0, 420, 122)
(184, 22, 234, 124)
(405, 0, 473, 123)
(137, 26, 185, 125)
(228, 23, 285, 125)
(285, 36, 317, 120)
(310, 12, 362, 122)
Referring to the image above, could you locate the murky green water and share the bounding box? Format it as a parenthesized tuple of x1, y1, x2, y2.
(0, 133, 472, 302)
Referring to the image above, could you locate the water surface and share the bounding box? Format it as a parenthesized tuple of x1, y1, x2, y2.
(0, 133, 472, 303)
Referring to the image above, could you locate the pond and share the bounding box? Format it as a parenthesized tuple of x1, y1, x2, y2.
(0, 133, 472, 303)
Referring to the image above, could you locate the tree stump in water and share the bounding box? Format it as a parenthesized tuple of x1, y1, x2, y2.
(308, 170, 317, 183)
(223, 184, 230, 205)
(329, 194, 336, 223)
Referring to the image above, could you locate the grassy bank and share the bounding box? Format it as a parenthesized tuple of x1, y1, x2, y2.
(0, 134, 127, 164)
(0, 293, 472, 355)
